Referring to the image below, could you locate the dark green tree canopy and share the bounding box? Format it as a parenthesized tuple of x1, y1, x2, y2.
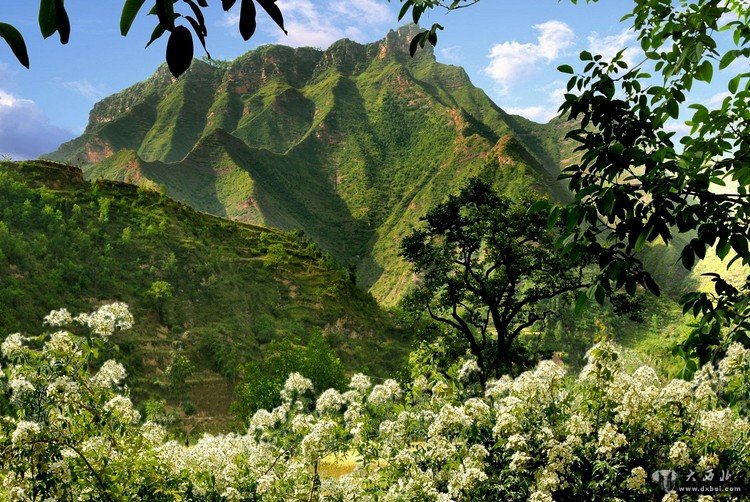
(401, 178, 588, 380)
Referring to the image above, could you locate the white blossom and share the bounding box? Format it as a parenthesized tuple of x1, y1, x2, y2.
(43, 308, 73, 327)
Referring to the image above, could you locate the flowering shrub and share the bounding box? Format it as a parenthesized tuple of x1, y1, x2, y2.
(1, 307, 749, 500)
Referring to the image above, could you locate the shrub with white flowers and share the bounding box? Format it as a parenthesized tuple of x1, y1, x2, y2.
(1, 308, 749, 500)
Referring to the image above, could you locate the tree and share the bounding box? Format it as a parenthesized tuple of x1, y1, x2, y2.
(145, 279, 173, 323)
(400, 178, 588, 381)
(395, 0, 750, 367)
(231, 331, 347, 420)
(0, 0, 288, 77)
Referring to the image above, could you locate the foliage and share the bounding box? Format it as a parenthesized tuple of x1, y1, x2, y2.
(46, 26, 573, 307)
(0, 0, 288, 77)
(401, 178, 588, 379)
(555, 0, 750, 367)
(231, 332, 347, 421)
(0, 160, 409, 428)
(393, 0, 750, 369)
(2, 307, 750, 499)
(165, 350, 194, 394)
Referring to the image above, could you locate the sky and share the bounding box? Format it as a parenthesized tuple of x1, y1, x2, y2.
(0, 0, 740, 159)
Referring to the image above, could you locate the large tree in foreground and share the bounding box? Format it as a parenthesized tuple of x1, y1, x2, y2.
(401, 179, 588, 380)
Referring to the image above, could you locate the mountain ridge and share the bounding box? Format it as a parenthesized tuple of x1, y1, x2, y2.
(47, 25, 573, 304)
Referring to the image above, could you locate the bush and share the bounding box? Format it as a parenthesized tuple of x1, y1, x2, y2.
(1, 307, 749, 500)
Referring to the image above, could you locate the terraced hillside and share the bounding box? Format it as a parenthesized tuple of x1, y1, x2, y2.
(48, 25, 573, 305)
(0, 160, 409, 429)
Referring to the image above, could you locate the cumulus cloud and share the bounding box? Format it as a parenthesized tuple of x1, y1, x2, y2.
(0, 89, 73, 160)
(484, 20, 575, 92)
(223, 0, 393, 48)
(587, 28, 640, 66)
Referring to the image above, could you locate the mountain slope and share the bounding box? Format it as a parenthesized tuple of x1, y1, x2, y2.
(48, 25, 570, 305)
(0, 160, 409, 429)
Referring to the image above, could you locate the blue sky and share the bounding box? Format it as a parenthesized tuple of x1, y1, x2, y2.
(0, 0, 738, 158)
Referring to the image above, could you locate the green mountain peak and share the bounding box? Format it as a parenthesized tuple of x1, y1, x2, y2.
(46, 26, 572, 304)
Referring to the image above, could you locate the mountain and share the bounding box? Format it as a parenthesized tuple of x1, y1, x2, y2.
(0, 160, 409, 430)
(47, 25, 573, 305)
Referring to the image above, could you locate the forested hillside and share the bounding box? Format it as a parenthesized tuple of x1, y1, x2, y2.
(0, 160, 409, 428)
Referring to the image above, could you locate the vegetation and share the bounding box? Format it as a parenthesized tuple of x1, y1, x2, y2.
(2, 307, 748, 499)
(401, 179, 588, 380)
(393, 0, 750, 371)
(47, 26, 577, 305)
(0, 160, 409, 429)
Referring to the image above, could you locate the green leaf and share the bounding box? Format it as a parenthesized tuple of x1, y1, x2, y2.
(696, 60, 713, 83)
(0, 23, 29, 68)
(145, 23, 166, 48)
(121, 0, 147, 36)
(574, 291, 588, 316)
(166, 25, 193, 77)
(38, 0, 58, 39)
(730, 234, 748, 257)
(720, 50, 738, 70)
(666, 99, 679, 119)
(728, 75, 740, 94)
(557, 64, 574, 74)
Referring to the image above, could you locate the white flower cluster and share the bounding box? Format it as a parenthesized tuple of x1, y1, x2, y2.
(74, 302, 133, 338)
(1, 333, 25, 358)
(43, 308, 73, 327)
(2, 309, 750, 500)
(91, 359, 127, 388)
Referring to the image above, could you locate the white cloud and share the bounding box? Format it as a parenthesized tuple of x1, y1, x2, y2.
(0, 89, 73, 159)
(707, 91, 732, 107)
(484, 20, 575, 92)
(505, 105, 558, 123)
(664, 120, 690, 135)
(223, 0, 393, 48)
(439, 46, 462, 63)
(587, 28, 640, 66)
(59, 79, 107, 102)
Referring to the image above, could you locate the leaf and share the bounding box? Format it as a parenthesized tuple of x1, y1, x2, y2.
(0, 23, 29, 68)
(574, 291, 588, 316)
(222, 0, 237, 10)
(145, 23, 166, 48)
(557, 64, 574, 74)
(155, 0, 176, 30)
(185, 15, 209, 57)
(121, 0, 147, 36)
(54, 0, 70, 44)
(728, 74, 740, 94)
(39, 0, 58, 39)
(184, 0, 207, 36)
(166, 25, 193, 77)
(643, 274, 660, 296)
(398, 1, 412, 21)
(239, 0, 256, 41)
(696, 60, 713, 83)
(730, 234, 748, 257)
(409, 34, 421, 58)
(666, 99, 679, 119)
(256, 0, 287, 34)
